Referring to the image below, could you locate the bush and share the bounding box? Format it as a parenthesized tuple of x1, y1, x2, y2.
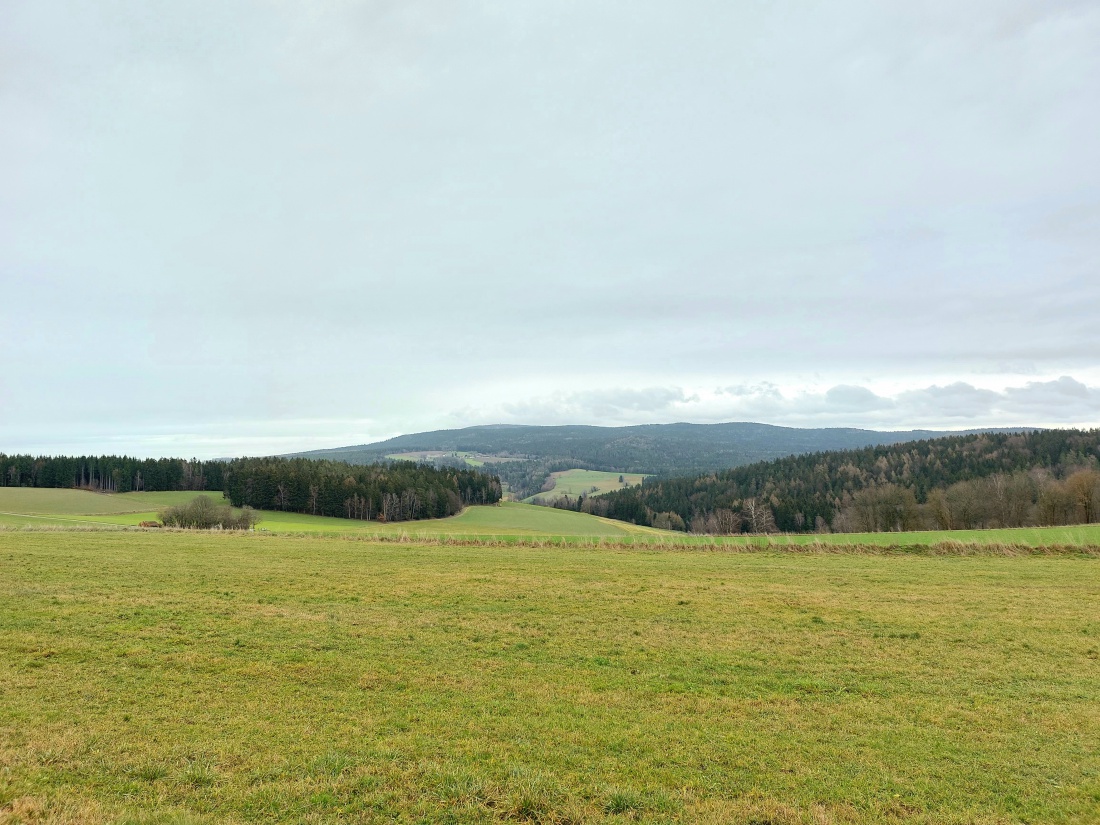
(159, 496, 258, 530)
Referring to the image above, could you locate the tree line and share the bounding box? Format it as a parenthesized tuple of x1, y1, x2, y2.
(0, 453, 223, 493)
(548, 429, 1100, 533)
(222, 457, 502, 522)
(0, 451, 504, 524)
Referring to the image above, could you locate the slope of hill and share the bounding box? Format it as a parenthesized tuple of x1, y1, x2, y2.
(584, 428, 1100, 534)
(290, 422, 1021, 476)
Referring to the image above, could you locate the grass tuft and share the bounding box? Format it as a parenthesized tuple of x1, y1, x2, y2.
(177, 761, 217, 788)
(128, 764, 169, 783)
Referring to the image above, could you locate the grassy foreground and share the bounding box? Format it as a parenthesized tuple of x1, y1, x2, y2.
(1, 532, 1098, 824)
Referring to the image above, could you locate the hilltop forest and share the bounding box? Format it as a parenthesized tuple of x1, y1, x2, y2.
(563, 429, 1100, 533)
(288, 422, 1016, 499)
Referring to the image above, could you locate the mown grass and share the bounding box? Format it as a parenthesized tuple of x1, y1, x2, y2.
(523, 470, 649, 503)
(1, 531, 1098, 824)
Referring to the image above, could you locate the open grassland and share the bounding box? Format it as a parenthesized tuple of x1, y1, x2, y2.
(728, 524, 1100, 549)
(1, 531, 1098, 824)
(0, 491, 224, 529)
(0, 490, 214, 519)
(524, 470, 649, 503)
(0, 492, 648, 538)
(3, 489, 1100, 547)
(385, 452, 523, 467)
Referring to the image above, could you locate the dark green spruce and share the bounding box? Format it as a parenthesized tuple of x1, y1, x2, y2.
(571, 429, 1100, 533)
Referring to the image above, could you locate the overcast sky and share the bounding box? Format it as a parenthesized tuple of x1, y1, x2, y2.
(2, 1, 1099, 458)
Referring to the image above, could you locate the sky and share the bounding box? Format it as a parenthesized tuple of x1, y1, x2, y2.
(2, 0, 1099, 458)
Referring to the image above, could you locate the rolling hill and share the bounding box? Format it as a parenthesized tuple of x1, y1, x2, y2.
(289, 422, 1029, 477)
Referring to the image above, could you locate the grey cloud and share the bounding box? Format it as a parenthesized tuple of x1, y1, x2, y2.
(719, 383, 784, 400)
(1006, 375, 1091, 401)
(824, 385, 894, 412)
(1001, 376, 1099, 420)
(501, 387, 691, 425)
(1, 1, 1098, 455)
(712, 379, 1100, 429)
(895, 383, 1002, 418)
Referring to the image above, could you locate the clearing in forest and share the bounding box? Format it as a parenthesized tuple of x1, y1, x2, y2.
(524, 469, 648, 502)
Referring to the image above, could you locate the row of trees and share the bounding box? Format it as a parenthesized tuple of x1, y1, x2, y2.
(834, 469, 1100, 532)
(0, 451, 505, 524)
(222, 457, 502, 522)
(0, 454, 224, 493)
(560, 429, 1100, 533)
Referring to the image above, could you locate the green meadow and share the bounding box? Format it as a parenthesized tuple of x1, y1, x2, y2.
(0, 490, 653, 538)
(524, 470, 649, 503)
(385, 452, 525, 467)
(1, 531, 1098, 824)
(4, 489, 1100, 549)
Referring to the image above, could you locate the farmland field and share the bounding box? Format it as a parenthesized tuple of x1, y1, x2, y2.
(524, 470, 649, 503)
(1, 531, 1098, 824)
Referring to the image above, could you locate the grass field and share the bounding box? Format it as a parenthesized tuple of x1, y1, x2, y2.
(524, 470, 649, 503)
(4, 489, 1100, 548)
(0, 490, 650, 538)
(1, 531, 1098, 824)
(0, 490, 225, 529)
(385, 452, 523, 467)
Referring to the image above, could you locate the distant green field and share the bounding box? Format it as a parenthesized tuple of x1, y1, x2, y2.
(0, 488, 219, 517)
(0, 489, 224, 528)
(385, 450, 524, 467)
(3, 488, 1100, 547)
(199, 502, 639, 538)
(2, 531, 1098, 823)
(0, 490, 647, 538)
(524, 469, 648, 502)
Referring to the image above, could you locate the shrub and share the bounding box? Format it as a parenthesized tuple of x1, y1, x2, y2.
(159, 496, 258, 530)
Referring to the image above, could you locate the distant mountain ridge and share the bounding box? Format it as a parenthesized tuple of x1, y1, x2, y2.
(288, 422, 1033, 477)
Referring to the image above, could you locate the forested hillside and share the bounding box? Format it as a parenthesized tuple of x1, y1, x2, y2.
(291, 423, 1001, 472)
(571, 429, 1100, 533)
(223, 458, 501, 522)
(290, 422, 1016, 499)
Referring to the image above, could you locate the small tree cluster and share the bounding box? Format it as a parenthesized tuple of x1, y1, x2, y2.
(223, 457, 501, 522)
(159, 496, 258, 530)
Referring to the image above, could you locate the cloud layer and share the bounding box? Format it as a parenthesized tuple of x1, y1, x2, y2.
(482, 376, 1100, 431)
(1, 2, 1098, 455)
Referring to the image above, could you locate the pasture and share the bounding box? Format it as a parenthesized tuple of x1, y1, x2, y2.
(1, 531, 1098, 824)
(3, 489, 1100, 548)
(524, 470, 649, 503)
(385, 451, 523, 467)
(0, 490, 652, 538)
